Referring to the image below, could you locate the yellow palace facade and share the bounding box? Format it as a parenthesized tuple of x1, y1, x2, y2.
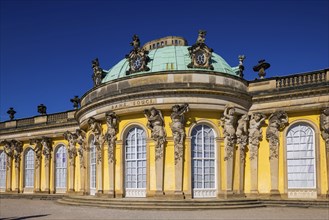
(1, 32, 329, 200)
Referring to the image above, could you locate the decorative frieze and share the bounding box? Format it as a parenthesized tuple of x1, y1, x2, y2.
(144, 108, 166, 160)
(170, 103, 189, 164)
(105, 112, 119, 163)
(266, 111, 288, 160)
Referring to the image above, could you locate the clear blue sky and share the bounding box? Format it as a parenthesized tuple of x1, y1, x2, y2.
(1, 0, 328, 120)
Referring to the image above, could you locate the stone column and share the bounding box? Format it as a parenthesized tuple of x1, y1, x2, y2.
(68, 154, 76, 192)
(115, 140, 123, 198)
(104, 112, 119, 198)
(144, 108, 166, 196)
(96, 143, 103, 195)
(42, 137, 52, 193)
(13, 140, 23, 193)
(170, 103, 189, 198)
(266, 111, 288, 197)
(248, 113, 266, 195)
(236, 114, 248, 195)
(320, 108, 329, 197)
(221, 105, 237, 197)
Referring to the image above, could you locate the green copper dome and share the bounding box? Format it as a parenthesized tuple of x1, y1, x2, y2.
(102, 46, 239, 83)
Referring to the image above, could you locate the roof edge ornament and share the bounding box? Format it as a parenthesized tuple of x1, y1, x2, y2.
(92, 58, 106, 87)
(187, 30, 214, 70)
(125, 34, 150, 75)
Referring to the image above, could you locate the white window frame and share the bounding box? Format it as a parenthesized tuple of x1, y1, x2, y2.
(55, 145, 67, 193)
(90, 137, 96, 196)
(191, 124, 216, 198)
(125, 127, 146, 197)
(286, 123, 316, 189)
(0, 151, 6, 191)
(24, 149, 35, 189)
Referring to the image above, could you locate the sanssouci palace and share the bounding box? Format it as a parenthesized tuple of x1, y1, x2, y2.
(1, 32, 329, 201)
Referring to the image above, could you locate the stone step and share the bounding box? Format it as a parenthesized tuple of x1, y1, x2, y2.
(57, 199, 265, 210)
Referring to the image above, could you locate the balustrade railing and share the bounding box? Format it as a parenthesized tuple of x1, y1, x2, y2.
(276, 71, 327, 88)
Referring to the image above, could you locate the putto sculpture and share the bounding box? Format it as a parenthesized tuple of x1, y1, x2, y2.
(92, 58, 105, 87)
(170, 103, 189, 164)
(126, 34, 150, 75)
(105, 112, 119, 163)
(266, 111, 289, 159)
(187, 30, 214, 70)
(144, 107, 166, 160)
(220, 104, 237, 160)
(248, 112, 266, 160)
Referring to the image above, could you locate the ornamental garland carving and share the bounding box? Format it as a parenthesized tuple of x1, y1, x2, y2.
(266, 111, 289, 160)
(76, 129, 87, 169)
(236, 114, 249, 163)
(170, 103, 189, 164)
(126, 35, 150, 75)
(105, 112, 119, 163)
(30, 139, 42, 169)
(187, 30, 214, 70)
(248, 113, 266, 160)
(144, 107, 166, 161)
(41, 137, 52, 168)
(64, 131, 77, 166)
(220, 104, 237, 161)
(88, 117, 103, 164)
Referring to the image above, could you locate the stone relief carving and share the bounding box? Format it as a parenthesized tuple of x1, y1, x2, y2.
(64, 131, 77, 166)
(266, 111, 289, 160)
(248, 113, 266, 160)
(221, 104, 237, 161)
(170, 103, 189, 164)
(320, 108, 329, 151)
(187, 30, 214, 70)
(236, 114, 249, 163)
(105, 112, 119, 163)
(8, 140, 23, 169)
(126, 34, 150, 75)
(144, 107, 166, 161)
(88, 117, 103, 164)
(76, 129, 87, 168)
(92, 58, 105, 87)
(41, 137, 52, 167)
(30, 139, 42, 169)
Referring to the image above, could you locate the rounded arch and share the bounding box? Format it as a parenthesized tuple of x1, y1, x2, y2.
(187, 119, 220, 138)
(53, 143, 67, 155)
(0, 150, 6, 190)
(283, 119, 321, 197)
(23, 146, 35, 189)
(120, 122, 149, 141)
(54, 143, 67, 193)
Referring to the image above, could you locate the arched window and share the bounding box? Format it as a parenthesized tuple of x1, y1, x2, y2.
(286, 123, 316, 189)
(24, 149, 35, 188)
(125, 126, 146, 197)
(90, 136, 96, 195)
(191, 124, 216, 198)
(0, 151, 6, 190)
(55, 145, 67, 192)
